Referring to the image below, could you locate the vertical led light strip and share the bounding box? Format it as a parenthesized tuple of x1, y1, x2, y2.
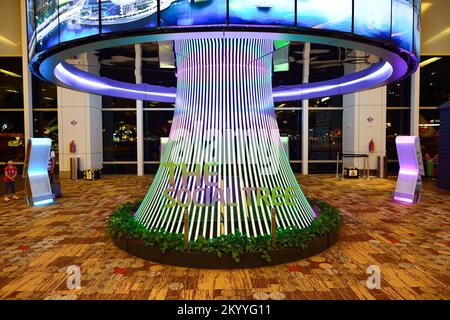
(393, 135, 424, 203)
(135, 38, 315, 240)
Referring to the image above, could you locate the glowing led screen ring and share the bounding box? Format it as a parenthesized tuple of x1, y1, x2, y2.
(34, 29, 415, 103)
(29, 0, 420, 101)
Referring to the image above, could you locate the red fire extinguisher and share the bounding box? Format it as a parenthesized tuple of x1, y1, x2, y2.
(369, 139, 375, 152)
(69, 140, 76, 154)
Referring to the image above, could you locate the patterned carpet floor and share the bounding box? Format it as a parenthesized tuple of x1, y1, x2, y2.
(0, 174, 448, 300)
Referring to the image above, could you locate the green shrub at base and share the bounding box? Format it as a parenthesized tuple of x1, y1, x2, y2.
(107, 199, 343, 263)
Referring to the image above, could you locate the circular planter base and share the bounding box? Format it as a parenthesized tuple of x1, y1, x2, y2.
(111, 232, 338, 269)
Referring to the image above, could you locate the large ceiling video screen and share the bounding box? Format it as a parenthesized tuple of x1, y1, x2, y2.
(28, 0, 420, 61)
(297, 0, 352, 32)
(160, 0, 227, 27)
(35, 0, 59, 53)
(391, 0, 413, 52)
(59, 0, 99, 43)
(229, 0, 295, 26)
(100, 0, 157, 33)
(26, 0, 36, 58)
(354, 0, 391, 40)
(413, 0, 421, 57)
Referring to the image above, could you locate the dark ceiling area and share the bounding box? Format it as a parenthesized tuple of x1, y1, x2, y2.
(419, 56, 450, 107)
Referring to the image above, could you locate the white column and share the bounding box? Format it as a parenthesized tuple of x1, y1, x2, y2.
(20, 0, 33, 140)
(343, 51, 387, 173)
(410, 69, 420, 136)
(301, 42, 310, 175)
(57, 53, 103, 176)
(135, 44, 144, 176)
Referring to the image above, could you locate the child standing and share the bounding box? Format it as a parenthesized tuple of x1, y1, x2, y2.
(4, 160, 18, 201)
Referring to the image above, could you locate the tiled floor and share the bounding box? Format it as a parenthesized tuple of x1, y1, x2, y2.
(0, 175, 449, 300)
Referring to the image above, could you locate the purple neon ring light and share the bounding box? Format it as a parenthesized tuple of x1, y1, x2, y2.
(54, 59, 393, 103)
(35, 31, 415, 102)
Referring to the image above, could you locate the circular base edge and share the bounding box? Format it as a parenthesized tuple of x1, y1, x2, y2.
(111, 231, 339, 269)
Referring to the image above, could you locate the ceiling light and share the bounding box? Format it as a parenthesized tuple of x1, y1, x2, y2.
(421, 2, 432, 14)
(419, 57, 442, 68)
(0, 69, 22, 78)
(0, 35, 17, 47)
(424, 27, 450, 46)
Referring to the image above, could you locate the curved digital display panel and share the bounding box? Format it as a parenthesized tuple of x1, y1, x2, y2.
(26, 0, 36, 59)
(160, 0, 227, 27)
(35, 0, 59, 53)
(297, 0, 352, 32)
(392, 0, 414, 52)
(59, 0, 99, 43)
(354, 0, 391, 40)
(413, 0, 421, 58)
(101, 0, 157, 33)
(34, 0, 102, 55)
(28, 0, 419, 60)
(229, 0, 295, 26)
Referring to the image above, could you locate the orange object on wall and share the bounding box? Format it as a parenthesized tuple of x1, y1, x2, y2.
(69, 140, 76, 154)
(369, 139, 375, 152)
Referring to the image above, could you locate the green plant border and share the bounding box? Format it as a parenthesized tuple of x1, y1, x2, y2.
(107, 199, 343, 263)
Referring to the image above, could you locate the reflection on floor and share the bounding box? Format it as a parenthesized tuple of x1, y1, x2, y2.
(0, 175, 449, 300)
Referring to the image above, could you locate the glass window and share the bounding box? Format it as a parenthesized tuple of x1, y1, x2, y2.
(309, 95, 343, 108)
(143, 110, 174, 161)
(102, 164, 137, 175)
(387, 161, 400, 176)
(98, 47, 136, 109)
(0, 111, 25, 163)
(272, 42, 302, 86)
(33, 111, 58, 155)
(145, 101, 175, 109)
(308, 110, 342, 161)
(102, 111, 137, 161)
(274, 101, 301, 109)
(99, 47, 135, 83)
(144, 164, 159, 175)
(102, 96, 136, 109)
(0, 57, 23, 108)
(32, 76, 57, 108)
(142, 69, 177, 88)
(309, 163, 339, 174)
(419, 109, 439, 158)
(420, 56, 450, 107)
(386, 109, 410, 161)
(276, 110, 302, 161)
(387, 78, 411, 107)
(310, 64, 345, 83)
